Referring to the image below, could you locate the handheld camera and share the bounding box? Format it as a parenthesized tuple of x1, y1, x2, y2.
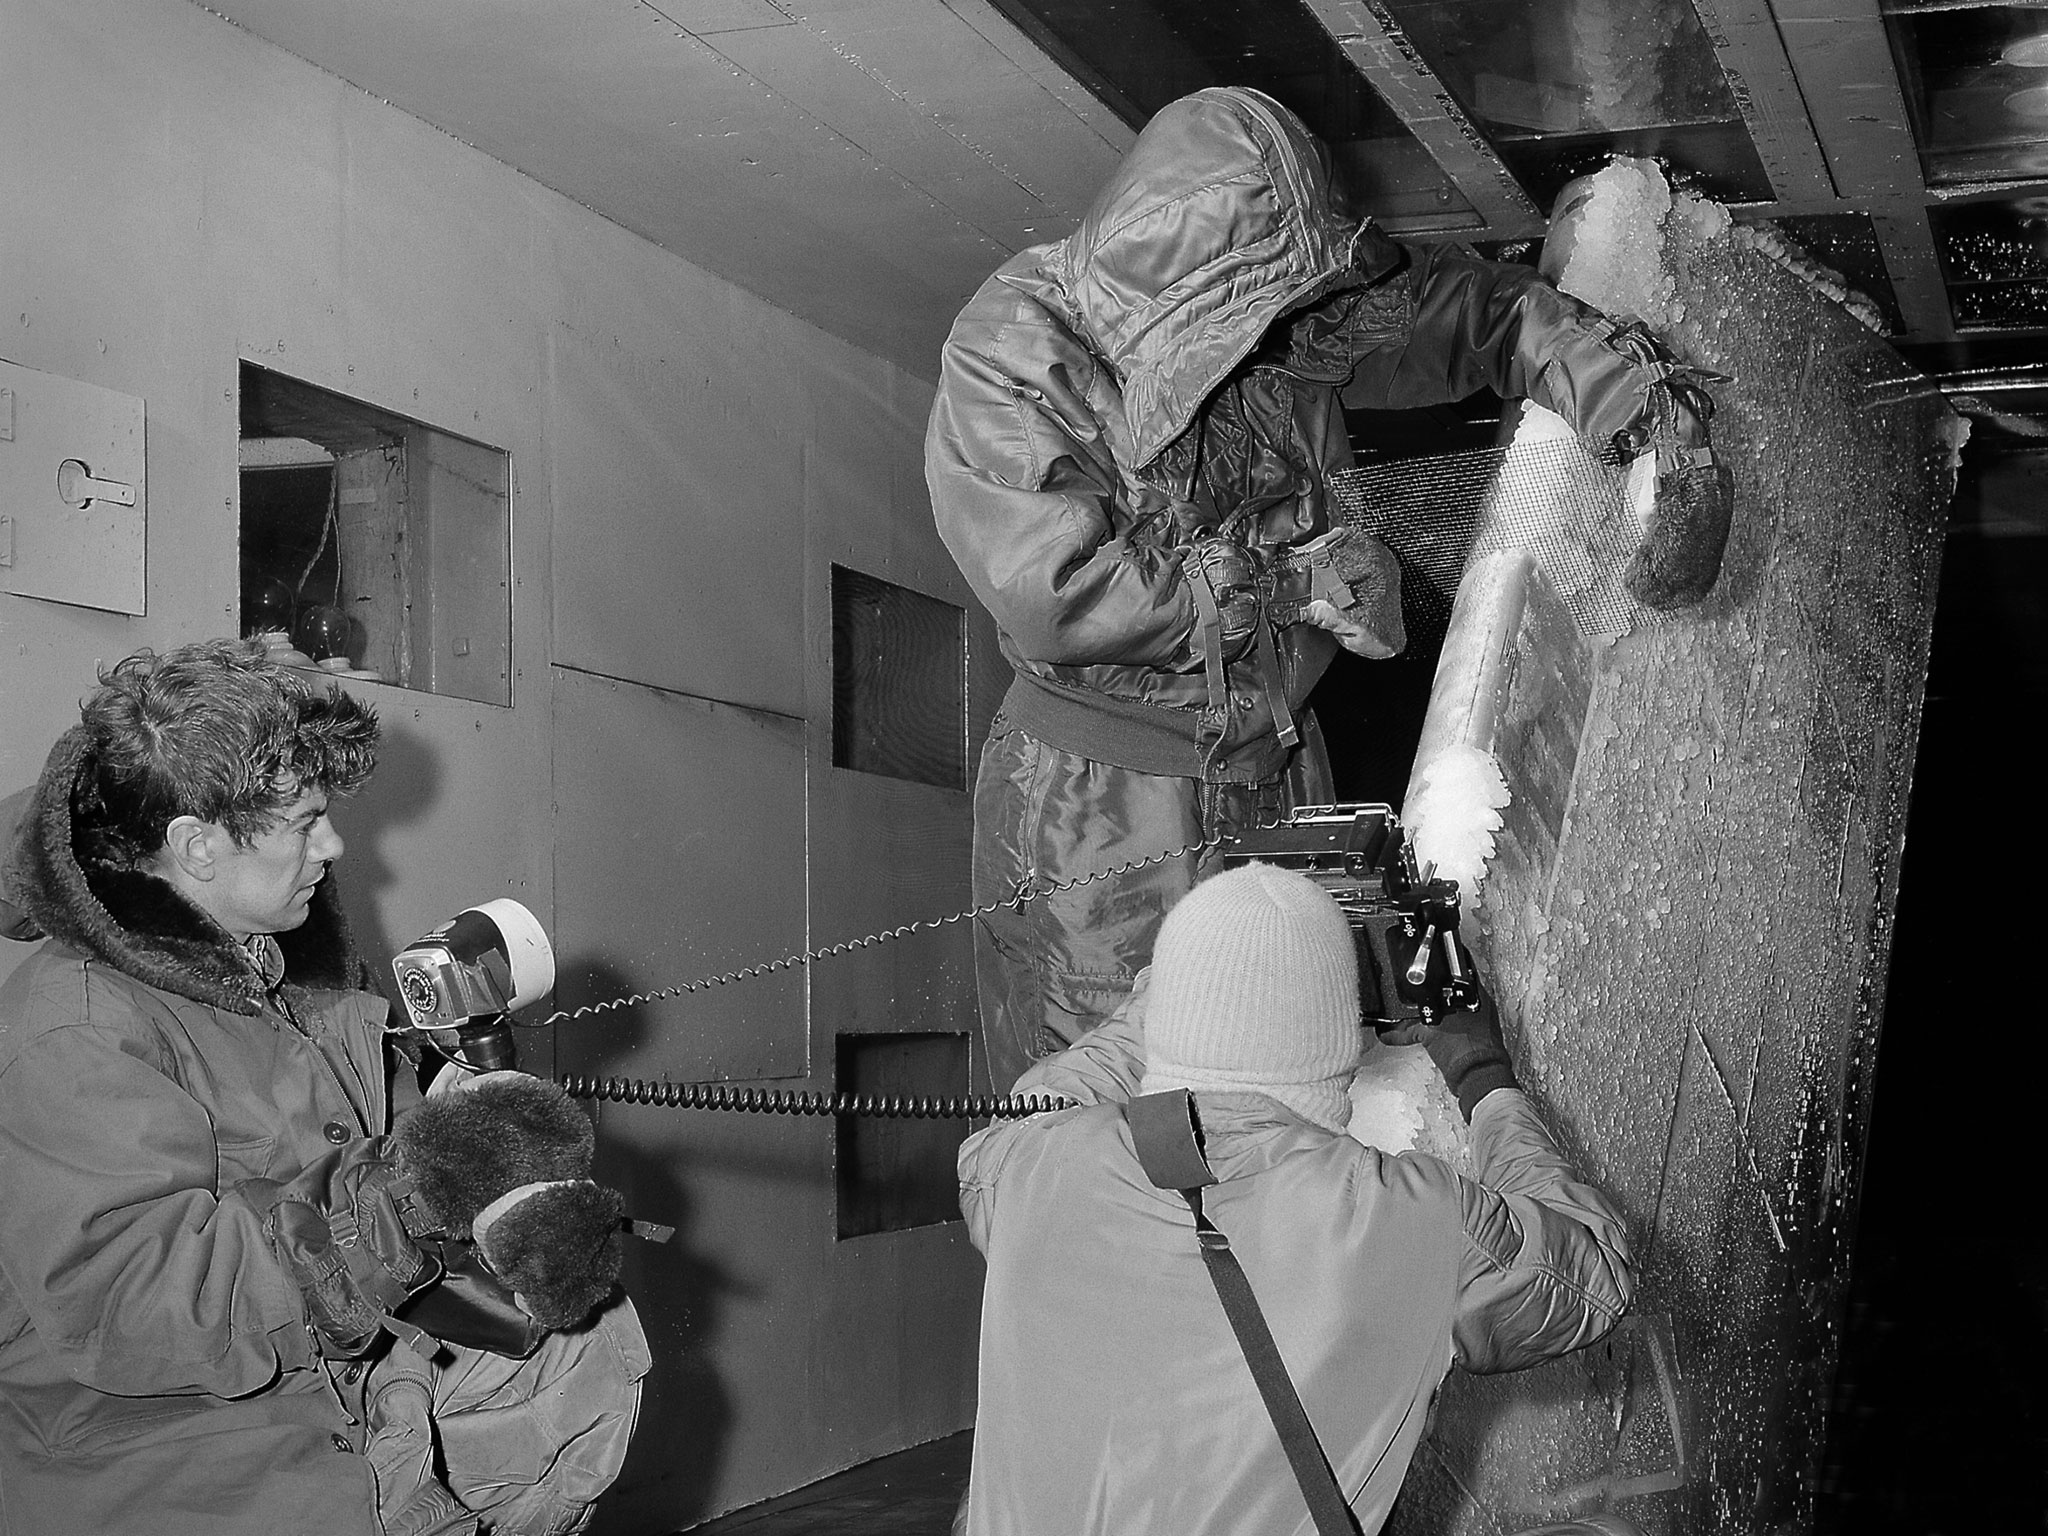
(1218, 803, 1479, 1031)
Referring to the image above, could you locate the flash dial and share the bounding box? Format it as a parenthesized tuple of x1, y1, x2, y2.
(396, 963, 443, 1025)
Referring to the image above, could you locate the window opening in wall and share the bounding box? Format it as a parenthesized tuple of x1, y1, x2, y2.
(830, 564, 967, 790)
(238, 362, 513, 707)
(836, 1032, 973, 1239)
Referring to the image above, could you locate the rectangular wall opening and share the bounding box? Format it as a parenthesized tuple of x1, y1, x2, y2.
(835, 1031, 972, 1239)
(238, 362, 513, 706)
(831, 564, 967, 789)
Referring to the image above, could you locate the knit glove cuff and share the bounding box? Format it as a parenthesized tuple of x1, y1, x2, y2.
(1421, 992, 1519, 1121)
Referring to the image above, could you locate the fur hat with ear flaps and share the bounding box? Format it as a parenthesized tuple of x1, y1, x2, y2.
(395, 1072, 625, 1330)
(1139, 861, 1361, 1134)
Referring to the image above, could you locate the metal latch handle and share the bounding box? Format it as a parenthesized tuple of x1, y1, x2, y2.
(55, 458, 136, 508)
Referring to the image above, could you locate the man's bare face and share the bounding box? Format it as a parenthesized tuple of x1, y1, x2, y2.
(205, 787, 344, 939)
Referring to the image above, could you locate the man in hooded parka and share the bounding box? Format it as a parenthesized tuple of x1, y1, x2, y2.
(927, 86, 1706, 1092)
(0, 641, 648, 1536)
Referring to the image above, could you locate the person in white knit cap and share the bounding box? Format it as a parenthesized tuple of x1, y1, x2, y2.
(954, 862, 1637, 1536)
(1140, 859, 1378, 1134)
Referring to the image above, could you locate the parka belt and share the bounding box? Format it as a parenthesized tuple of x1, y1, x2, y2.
(999, 672, 1290, 784)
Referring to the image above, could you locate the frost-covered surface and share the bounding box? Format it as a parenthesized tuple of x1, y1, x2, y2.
(1937, 407, 1974, 474)
(1392, 541, 1598, 1179)
(1545, 159, 1679, 327)
(1347, 1041, 1468, 1169)
(1386, 162, 1957, 1536)
(1731, 222, 1889, 337)
(1404, 742, 1510, 897)
(1466, 403, 1655, 637)
(1551, 156, 1893, 339)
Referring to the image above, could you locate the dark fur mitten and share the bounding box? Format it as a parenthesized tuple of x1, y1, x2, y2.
(395, 1073, 623, 1329)
(477, 1182, 626, 1330)
(1330, 532, 1406, 658)
(1626, 452, 1734, 609)
(395, 1071, 596, 1229)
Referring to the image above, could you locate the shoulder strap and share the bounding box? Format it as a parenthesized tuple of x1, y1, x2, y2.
(1125, 1091, 1361, 1536)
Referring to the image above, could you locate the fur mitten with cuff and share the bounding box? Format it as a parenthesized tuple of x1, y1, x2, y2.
(395, 1070, 625, 1331)
(245, 1071, 624, 1359)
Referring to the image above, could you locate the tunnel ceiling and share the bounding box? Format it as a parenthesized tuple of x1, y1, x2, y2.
(200, 0, 2048, 515)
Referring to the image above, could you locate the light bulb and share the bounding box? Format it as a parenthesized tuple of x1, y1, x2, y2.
(243, 576, 295, 639)
(2002, 33, 2048, 68)
(293, 604, 354, 663)
(2004, 83, 2048, 119)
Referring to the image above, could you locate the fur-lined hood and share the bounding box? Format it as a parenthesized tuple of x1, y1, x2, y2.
(0, 727, 372, 1013)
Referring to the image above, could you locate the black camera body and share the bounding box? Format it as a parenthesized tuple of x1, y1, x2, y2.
(1218, 803, 1479, 1031)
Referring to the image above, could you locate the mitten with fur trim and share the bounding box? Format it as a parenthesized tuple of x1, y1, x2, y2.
(392, 1072, 624, 1330)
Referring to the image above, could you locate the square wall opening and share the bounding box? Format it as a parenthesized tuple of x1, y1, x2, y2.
(238, 362, 512, 706)
(831, 564, 967, 789)
(836, 1031, 973, 1239)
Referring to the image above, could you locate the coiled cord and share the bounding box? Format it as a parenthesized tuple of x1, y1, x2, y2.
(529, 806, 1336, 1031)
(556, 1075, 1073, 1119)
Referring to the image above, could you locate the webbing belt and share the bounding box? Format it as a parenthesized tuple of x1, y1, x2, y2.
(1124, 1090, 1360, 1536)
(1186, 564, 1301, 762)
(1186, 562, 1235, 728)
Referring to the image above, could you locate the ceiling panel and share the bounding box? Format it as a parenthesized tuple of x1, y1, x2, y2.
(1371, 0, 1779, 206)
(1932, 194, 2048, 329)
(1689, 0, 1837, 202)
(197, 0, 2048, 396)
(987, 0, 1502, 230)
(201, 0, 1130, 375)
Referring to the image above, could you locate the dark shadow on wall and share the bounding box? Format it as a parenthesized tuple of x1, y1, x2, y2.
(329, 710, 445, 967)
(1816, 478, 2048, 1530)
(563, 958, 744, 1536)
(598, 1142, 743, 1534)
(1312, 648, 1442, 807)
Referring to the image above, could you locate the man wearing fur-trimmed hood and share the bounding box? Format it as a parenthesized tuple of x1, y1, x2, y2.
(928, 86, 1708, 1092)
(0, 639, 648, 1536)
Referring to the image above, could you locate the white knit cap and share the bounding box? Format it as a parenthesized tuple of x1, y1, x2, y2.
(1139, 861, 1361, 1133)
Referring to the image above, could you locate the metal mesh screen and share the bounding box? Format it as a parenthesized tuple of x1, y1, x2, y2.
(831, 564, 968, 789)
(1330, 432, 1680, 643)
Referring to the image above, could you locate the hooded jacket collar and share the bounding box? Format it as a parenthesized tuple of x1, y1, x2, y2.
(1057, 86, 1400, 472)
(2, 726, 369, 1015)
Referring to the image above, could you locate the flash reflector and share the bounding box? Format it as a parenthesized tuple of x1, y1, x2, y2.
(392, 898, 556, 1034)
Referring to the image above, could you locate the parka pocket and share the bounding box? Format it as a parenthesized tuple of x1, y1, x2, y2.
(43, 1391, 209, 1453)
(215, 1132, 279, 1188)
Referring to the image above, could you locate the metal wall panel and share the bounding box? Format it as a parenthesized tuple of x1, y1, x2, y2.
(551, 665, 808, 1082)
(555, 330, 992, 1531)
(0, 7, 988, 1530)
(0, 359, 146, 616)
(801, 348, 1005, 1091)
(546, 296, 811, 717)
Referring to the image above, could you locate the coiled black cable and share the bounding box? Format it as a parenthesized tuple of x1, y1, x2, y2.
(556, 1075, 1073, 1119)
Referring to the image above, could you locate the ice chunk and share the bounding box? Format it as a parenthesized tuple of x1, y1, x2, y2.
(1405, 742, 1510, 896)
(1543, 157, 1678, 329)
(1348, 1040, 1470, 1168)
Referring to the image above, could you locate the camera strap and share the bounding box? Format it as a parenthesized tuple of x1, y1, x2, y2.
(1124, 1091, 1361, 1536)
